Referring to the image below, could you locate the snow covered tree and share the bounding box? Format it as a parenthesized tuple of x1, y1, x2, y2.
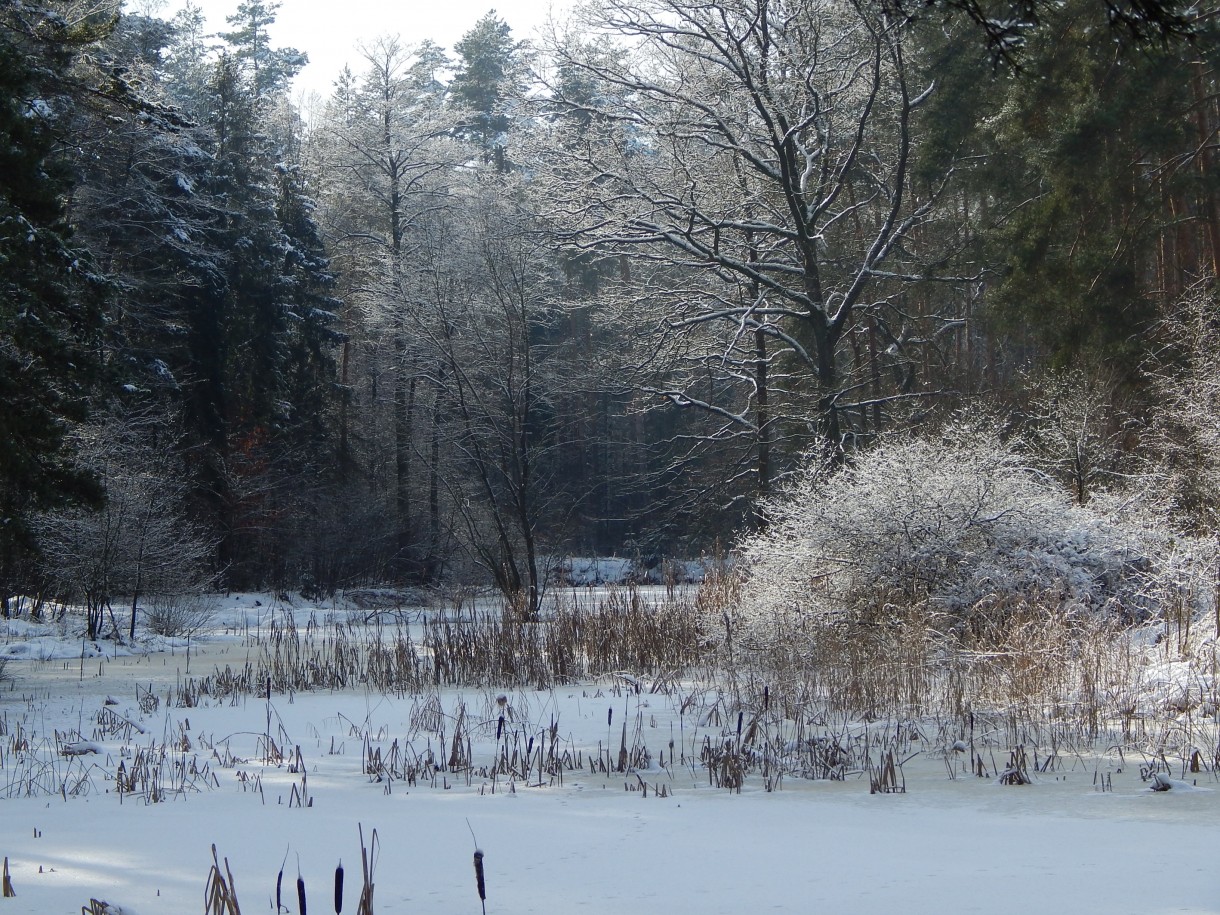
(536, 0, 968, 500)
(312, 36, 462, 580)
(1021, 368, 1133, 506)
(414, 181, 579, 617)
(33, 409, 215, 641)
(194, 52, 342, 585)
(160, 2, 214, 113)
(1140, 281, 1220, 536)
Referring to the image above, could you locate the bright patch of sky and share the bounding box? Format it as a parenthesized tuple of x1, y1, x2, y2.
(152, 0, 571, 101)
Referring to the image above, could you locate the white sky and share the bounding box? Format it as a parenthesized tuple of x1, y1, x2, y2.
(158, 0, 572, 100)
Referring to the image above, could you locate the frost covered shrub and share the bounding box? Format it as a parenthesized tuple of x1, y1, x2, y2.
(143, 593, 217, 638)
(733, 427, 1211, 647)
(1141, 280, 1220, 535)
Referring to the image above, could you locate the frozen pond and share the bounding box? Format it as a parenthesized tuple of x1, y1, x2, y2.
(1, 594, 1218, 914)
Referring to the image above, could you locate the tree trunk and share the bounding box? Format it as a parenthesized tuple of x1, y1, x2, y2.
(394, 337, 415, 568)
(754, 327, 771, 511)
(424, 370, 443, 583)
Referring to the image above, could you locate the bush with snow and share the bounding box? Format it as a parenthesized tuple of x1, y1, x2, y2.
(142, 592, 217, 638)
(732, 426, 1214, 646)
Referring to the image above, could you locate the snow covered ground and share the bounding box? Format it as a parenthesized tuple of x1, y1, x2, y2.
(2, 593, 1219, 914)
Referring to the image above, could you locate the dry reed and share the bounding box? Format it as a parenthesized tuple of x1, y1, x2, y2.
(204, 844, 241, 915)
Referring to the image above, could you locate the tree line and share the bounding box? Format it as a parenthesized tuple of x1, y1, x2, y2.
(1, 0, 1217, 626)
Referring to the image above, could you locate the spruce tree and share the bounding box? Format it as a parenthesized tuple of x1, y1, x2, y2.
(0, 1, 109, 603)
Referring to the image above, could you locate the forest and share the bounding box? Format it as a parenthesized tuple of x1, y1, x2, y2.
(1, 0, 1218, 625)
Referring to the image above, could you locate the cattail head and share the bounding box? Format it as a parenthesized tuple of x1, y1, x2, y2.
(334, 863, 344, 914)
(473, 849, 486, 902)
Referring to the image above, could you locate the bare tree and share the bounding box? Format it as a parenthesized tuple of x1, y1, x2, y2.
(536, 0, 965, 488)
(407, 177, 587, 618)
(1022, 368, 1134, 506)
(33, 408, 215, 641)
(312, 37, 461, 578)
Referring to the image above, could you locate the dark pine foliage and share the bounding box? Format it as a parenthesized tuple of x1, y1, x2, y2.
(0, 2, 109, 600)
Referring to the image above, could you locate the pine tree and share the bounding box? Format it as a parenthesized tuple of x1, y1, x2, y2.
(945, 0, 1213, 371)
(218, 0, 307, 99)
(450, 12, 524, 170)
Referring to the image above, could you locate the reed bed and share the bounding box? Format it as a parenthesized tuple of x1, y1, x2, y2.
(144, 577, 1220, 784)
(7, 580, 1220, 805)
(1, 730, 218, 803)
(160, 588, 712, 706)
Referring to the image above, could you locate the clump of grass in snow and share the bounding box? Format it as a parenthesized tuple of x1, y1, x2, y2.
(81, 899, 127, 914)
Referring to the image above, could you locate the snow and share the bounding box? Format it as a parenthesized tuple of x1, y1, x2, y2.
(59, 741, 104, 756)
(24, 99, 53, 120)
(2, 593, 1220, 914)
(555, 556, 710, 586)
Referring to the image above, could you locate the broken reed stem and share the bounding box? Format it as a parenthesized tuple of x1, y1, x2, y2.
(356, 824, 377, 915)
(2, 856, 14, 897)
(205, 844, 241, 915)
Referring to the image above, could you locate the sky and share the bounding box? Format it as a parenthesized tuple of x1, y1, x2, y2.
(159, 0, 573, 101)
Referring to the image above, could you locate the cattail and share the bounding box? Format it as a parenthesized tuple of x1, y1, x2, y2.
(473, 849, 486, 913)
(297, 875, 307, 915)
(334, 863, 344, 914)
(275, 847, 292, 913)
